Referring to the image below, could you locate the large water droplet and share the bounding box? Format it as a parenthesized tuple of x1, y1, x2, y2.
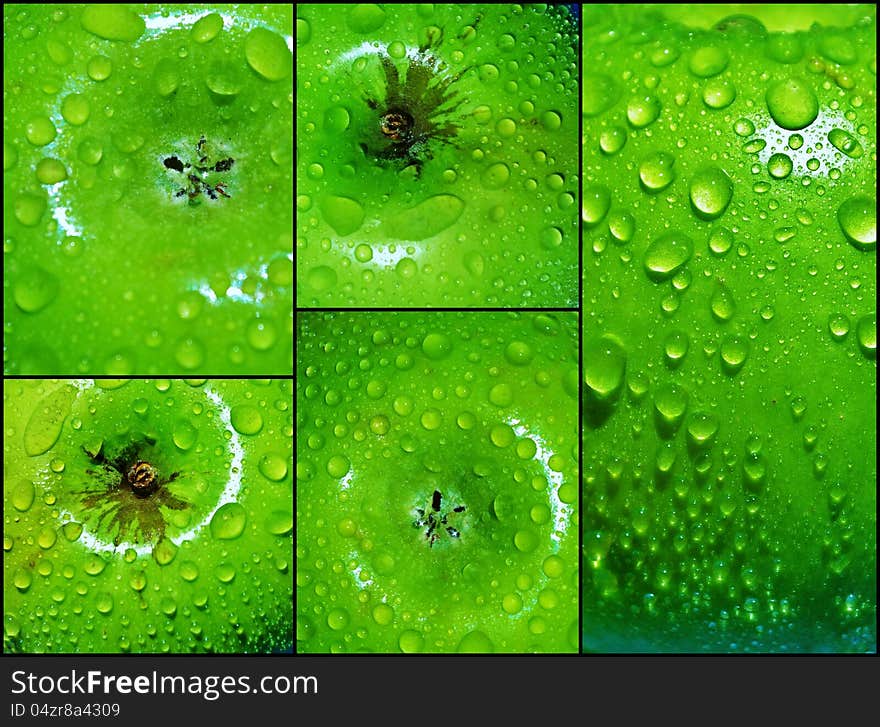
(230, 405, 263, 434)
(766, 78, 818, 130)
(210, 503, 247, 540)
(689, 45, 729, 77)
(856, 313, 876, 359)
(384, 195, 464, 241)
(639, 151, 675, 192)
(80, 5, 145, 41)
(689, 166, 733, 220)
(626, 95, 661, 128)
(828, 128, 864, 158)
(837, 197, 876, 251)
(584, 334, 626, 402)
(644, 231, 694, 281)
(245, 27, 291, 81)
(13, 265, 57, 311)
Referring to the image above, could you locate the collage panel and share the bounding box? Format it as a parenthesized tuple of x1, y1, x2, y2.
(296, 3, 579, 308)
(3, 378, 293, 654)
(296, 311, 579, 653)
(3, 4, 294, 376)
(582, 5, 876, 652)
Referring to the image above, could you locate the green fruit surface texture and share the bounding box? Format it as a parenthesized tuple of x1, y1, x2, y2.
(297, 312, 579, 652)
(583, 5, 876, 652)
(296, 4, 578, 307)
(4, 378, 293, 653)
(4, 4, 293, 375)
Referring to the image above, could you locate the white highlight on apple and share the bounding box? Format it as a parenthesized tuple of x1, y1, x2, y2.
(58, 381, 244, 557)
(143, 11, 293, 50)
(506, 415, 572, 546)
(746, 107, 861, 177)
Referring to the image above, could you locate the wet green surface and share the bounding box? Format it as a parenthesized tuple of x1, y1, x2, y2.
(297, 312, 578, 652)
(296, 4, 579, 307)
(4, 4, 293, 375)
(582, 4, 876, 652)
(3, 378, 293, 653)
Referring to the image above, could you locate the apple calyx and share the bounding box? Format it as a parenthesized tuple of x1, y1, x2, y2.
(359, 39, 467, 175)
(413, 489, 466, 547)
(80, 436, 187, 545)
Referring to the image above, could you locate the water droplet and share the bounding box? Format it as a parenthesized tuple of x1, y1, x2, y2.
(541, 110, 562, 131)
(543, 555, 565, 578)
(306, 265, 337, 292)
(767, 153, 793, 179)
(639, 151, 675, 192)
(708, 226, 734, 256)
(172, 419, 197, 450)
(174, 337, 205, 369)
(721, 334, 749, 374)
(689, 166, 733, 220)
(582, 185, 611, 225)
(687, 412, 719, 448)
(230, 405, 263, 434)
(258, 454, 288, 482)
(650, 45, 679, 67)
(13, 265, 58, 312)
(584, 334, 626, 402)
(77, 137, 103, 165)
(247, 318, 278, 351)
(828, 313, 850, 341)
(605, 210, 634, 244)
(384, 194, 464, 240)
(644, 231, 694, 281)
(11, 480, 35, 511)
(191, 12, 223, 43)
(398, 629, 424, 653)
(457, 630, 494, 653)
(856, 313, 876, 359)
(61, 93, 90, 125)
(13, 569, 32, 591)
(326, 455, 350, 479)
(504, 341, 533, 366)
(653, 384, 688, 435)
(663, 330, 689, 367)
(703, 78, 736, 109)
(152, 538, 177, 566)
(25, 116, 56, 146)
(818, 30, 857, 65)
(710, 281, 736, 322)
(245, 27, 291, 81)
(599, 126, 627, 155)
(296, 17, 311, 46)
(87, 55, 112, 81)
(35, 157, 68, 184)
(733, 118, 755, 137)
(47, 38, 73, 65)
(837, 196, 876, 251)
(80, 5, 145, 41)
(210, 502, 247, 540)
(689, 45, 729, 77)
(766, 78, 818, 130)
(626, 95, 661, 128)
(489, 383, 513, 407)
(828, 128, 863, 158)
(267, 510, 293, 536)
(153, 58, 179, 96)
(422, 332, 452, 360)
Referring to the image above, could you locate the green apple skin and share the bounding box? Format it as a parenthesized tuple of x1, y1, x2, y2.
(583, 5, 876, 652)
(296, 4, 578, 308)
(3, 379, 293, 653)
(3, 4, 293, 376)
(297, 312, 579, 653)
